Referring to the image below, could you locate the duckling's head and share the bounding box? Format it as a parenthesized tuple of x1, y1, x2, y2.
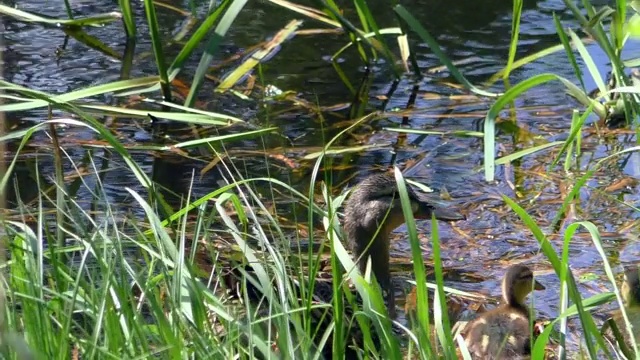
(622, 266, 640, 307)
(501, 264, 545, 307)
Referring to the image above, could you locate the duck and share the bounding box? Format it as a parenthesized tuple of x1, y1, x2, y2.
(343, 172, 465, 317)
(461, 264, 545, 359)
(606, 265, 640, 356)
(222, 171, 464, 358)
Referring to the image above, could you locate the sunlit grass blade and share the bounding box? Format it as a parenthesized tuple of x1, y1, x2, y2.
(396, 168, 433, 359)
(494, 141, 564, 165)
(567, 29, 608, 101)
(554, 13, 586, 92)
(0, 4, 121, 27)
(484, 73, 559, 181)
(0, 77, 160, 112)
(484, 41, 586, 87)
(169, 3, 231, 75)
(330, 27, 403, 68)
(143, 0, 171, 100)
(269, 0, 339, 27)
(217, 20, 303, 92)
(79, 104, 243, 125)
(0, 94, 152, 192)
(185, 0, 248, 107)
(579, 221, 638, 358)
(550, 146, 640, 230)
(504, 0, 523, 84)
(385, 128, 484, 138)
(118, 0, 136, 39)
(63, 28, 122, 59)
(116, 2, 232, 98)
(430, 215, 456, 359)
(352, 0, 400, 77)
(550, 106, 592, 171)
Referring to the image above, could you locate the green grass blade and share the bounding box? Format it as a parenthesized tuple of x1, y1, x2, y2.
(494, 141, 564, 165)
(484, 73, 558, 181)
(217, 20, 303, 92)
(504, 0, 523, 83)
(0, 77, 160, 112)
(567, 29, 608, 101)
(185, 0, 248, 107)
(0, 4, 121, 27)
(395, 168, 433, 358)
(430, 214, 456, 359)
(394, 5, 498, 98)
(143, 0, 171, 100)
(554, 13, 586, 91)
(118, 0, 136, 39)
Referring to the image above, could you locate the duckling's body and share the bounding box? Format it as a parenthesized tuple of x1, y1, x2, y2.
(462, 265, 544, 360)
(608, 266, 640, 353)
(343, 172, 464, 317)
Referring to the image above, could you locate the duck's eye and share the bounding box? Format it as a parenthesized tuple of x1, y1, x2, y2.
(518, 274, 533, 281)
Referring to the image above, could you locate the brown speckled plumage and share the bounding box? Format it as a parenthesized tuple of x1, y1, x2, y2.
(608, 266, 640, 354)
(462, 265, 544, 359)
(343, 172, 464, 317)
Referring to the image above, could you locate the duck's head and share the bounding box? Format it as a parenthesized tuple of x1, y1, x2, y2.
(622, 266, 640, 307)
(344, 173, 465, 237)
(501, 264, 545, 307)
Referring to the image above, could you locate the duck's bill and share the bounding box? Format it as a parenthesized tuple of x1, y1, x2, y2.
(411, 193, 465, 221)
(534, 280, 545, 290)
(431, 206, 466, 221)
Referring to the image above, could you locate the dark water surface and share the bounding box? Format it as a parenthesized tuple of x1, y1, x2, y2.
(4, 0, 640, 352)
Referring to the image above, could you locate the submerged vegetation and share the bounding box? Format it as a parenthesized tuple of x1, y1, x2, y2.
(1, 0, 640, 358)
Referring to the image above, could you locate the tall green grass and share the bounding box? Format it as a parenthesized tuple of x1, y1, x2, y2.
(2, 0, 640, 358)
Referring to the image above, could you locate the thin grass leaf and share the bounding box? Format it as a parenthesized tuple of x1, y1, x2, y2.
(396, 168, 433, 359)
(567, 29, 608, 101)
(504, 0, 523, 83)
(118, 0, 136, 39)
(385, 127, 484, 138)
(63, 28, 122, 59)
(394, 5, 498, 98)
(185, 0, 248, 107)
(217, 20, 303, 92)
(0, 5, 121, 27)
(550, 105, 592, 171)
(143, 0, 171, 100)
(484, 73, 559, 181)
(581, 220, 640, 358)
(430, 215, 456, 359)
(553, 13, 586, 92)
(0, 77, 160, 112)
(494, 141, 564, 165)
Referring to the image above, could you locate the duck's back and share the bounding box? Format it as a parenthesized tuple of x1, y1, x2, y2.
(611, 308, 640, 352)
(463, 306, 532, 360)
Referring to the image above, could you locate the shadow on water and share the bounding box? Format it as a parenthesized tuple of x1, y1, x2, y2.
(3, 0, 640, 353)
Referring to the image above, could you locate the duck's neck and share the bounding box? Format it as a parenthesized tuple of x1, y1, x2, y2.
(351, 225, 392, 289)
(503, 291, 530, 316)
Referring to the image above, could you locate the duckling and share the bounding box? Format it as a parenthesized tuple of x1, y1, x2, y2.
(462, 264, 545, 359)
(344, 172, 465, 317)
(606, 265, 640, 355)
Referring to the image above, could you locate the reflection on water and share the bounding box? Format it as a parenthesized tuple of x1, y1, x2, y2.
(3, 0, 640, 352)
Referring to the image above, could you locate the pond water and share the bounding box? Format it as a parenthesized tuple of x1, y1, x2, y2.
(3, 0, 640, 353)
